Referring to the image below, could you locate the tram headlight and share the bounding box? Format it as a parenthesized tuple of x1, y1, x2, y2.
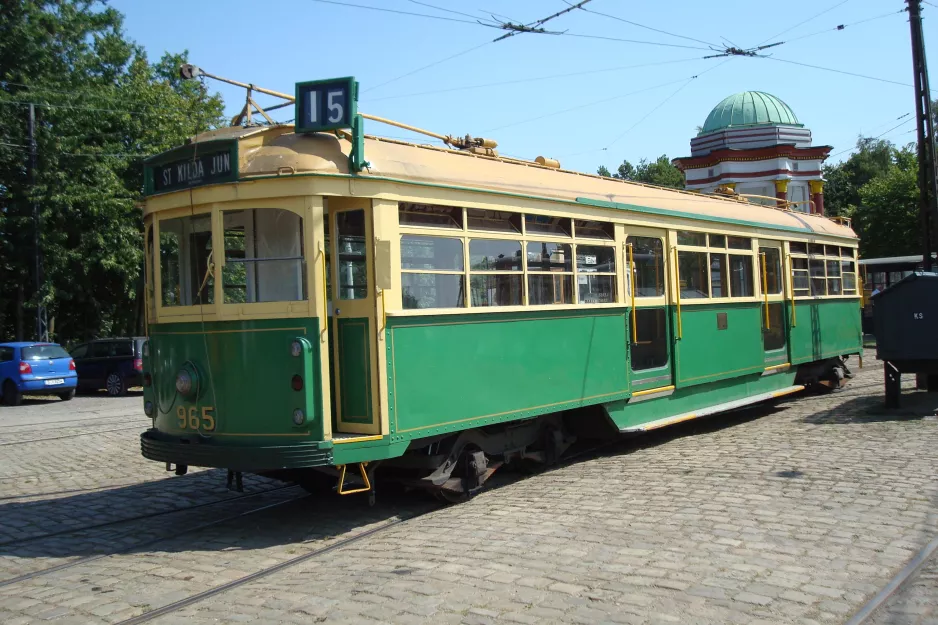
(290, 340, 303, 358)
(175, 369, 193, 396)
(292, 409, 306, 426)
(144, 401, 154, 417)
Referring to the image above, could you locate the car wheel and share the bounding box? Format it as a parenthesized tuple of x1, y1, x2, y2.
(59, 389, 76, 401)
(105, 373, 126, 397)
(2, 380, 22, 407)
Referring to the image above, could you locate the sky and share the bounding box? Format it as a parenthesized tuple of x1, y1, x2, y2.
(110, 0, 937, 174)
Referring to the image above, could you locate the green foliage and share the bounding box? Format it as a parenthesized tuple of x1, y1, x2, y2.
(854, 151, 920, 258)
(0, 0, 224, 342)
(824, 137, 923, 258)
(596, 155, 684, 189)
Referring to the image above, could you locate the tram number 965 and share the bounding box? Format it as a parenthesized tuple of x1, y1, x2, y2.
(176, 406, 215, 431)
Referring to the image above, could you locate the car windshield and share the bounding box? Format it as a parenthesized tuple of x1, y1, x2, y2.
(22, 345, 70, 360)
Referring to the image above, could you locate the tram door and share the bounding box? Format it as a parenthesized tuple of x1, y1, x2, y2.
(329, 198, 380, 435)
(758, 241, 788, 367)
(625, 229, 675, 392)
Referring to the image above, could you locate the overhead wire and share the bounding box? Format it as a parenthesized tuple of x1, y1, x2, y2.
(573, 4, 719, 48)
(776, 8, 906, 46)
(364, 40, 493, 93)
(308, 0, 501, 27)
(560, 32, 711, 50)
(366, 56, 709, 102)
(829, 117, 917, 159)
(758, 57, 912, 87)
(757, 0, 852, 46)
(406, 0, 498, 22)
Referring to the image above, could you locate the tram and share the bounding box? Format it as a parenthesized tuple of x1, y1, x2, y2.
(139, 68, 862, 500)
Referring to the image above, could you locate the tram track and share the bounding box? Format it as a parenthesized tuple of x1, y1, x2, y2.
(0, 486, 309, 588)
(0, 424, 147, 446)
(0, 483, 297, 548)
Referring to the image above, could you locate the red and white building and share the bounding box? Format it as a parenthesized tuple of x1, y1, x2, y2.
(673, 91, 831, 214)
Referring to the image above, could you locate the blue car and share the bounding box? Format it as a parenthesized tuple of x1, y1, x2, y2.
(0, 342, 78, 406)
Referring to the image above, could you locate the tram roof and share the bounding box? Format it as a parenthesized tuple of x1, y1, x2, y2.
(166, 125, 857, 240)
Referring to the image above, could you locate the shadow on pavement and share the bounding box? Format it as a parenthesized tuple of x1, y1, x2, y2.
(802, 390, 938, 425)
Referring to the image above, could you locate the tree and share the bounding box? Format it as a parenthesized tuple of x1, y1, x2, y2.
(0, 1, 224, 343)
(596, 155, 684, 189)
(823, 138, 895, 218)
(853, 145, 920, 258)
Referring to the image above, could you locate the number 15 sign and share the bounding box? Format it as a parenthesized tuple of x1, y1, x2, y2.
(295, 77, 358, 133)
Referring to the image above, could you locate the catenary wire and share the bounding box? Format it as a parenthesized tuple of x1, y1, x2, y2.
(777, 9, 906, 46)
(366, 56, 709, 102)
(561, 32, 711, 50)
(364, 40, 493, 93)
(758, 57, 912, 87)
(309, 0, 502, 27)
(757, 0, 852, 45)
(406, 0, 500, 23)
(829, 118, 917, 158)
(574, 4, 719, 47)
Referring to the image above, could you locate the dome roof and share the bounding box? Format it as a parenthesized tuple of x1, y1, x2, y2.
(700, 91, 801, 135)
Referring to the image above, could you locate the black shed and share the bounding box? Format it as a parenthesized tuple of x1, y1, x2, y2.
(872, 272, 938, 405)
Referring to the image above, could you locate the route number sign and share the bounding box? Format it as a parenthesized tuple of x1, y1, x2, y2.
(295, 77, 358, 133)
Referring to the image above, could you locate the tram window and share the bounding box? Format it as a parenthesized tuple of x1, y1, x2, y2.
(763, 302, 786, 352)
(222, 208, 306, 303)
(840, 247, 854, 259)
(727, 236, 752, 250)
(628, 237, 664, 297)
(810, 258, 827, 295)
(334, 210, 366, 300)
(467, 209, 521, 233)
(576, 244, 616, 303)
(527, 241, 572, 271)
(576, 245, 615, 273)
(159, 214, 213, 307)
(760, 248, 783, 294)
(789, 242, 807, 254)
(399, 203, 463, 229)
(529, 274, 573, 305)
(708, 234, 726, 248)
(631, 308, 668, 371)
(574, 219, 614, 240)
(677, 231, 706, 247)
(402, 274, 465, 309)
(792, 257, 810, 296)
(827, 259, 843, 295)
(710, 253, 727, 298)
(401, 236, 463, 271)
(729, 255, 754, 297)
(470, 275, 522, 307)
(470, 239, 522, 307)
(470, 239, 522, 271)
(808, 243, 825, 256)
(842, 260, 857, 294)
(678, 251, 709, 298)
(525, 215, 571, 237)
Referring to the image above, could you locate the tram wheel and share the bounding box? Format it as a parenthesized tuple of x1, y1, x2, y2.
(434, 487, 470, 504)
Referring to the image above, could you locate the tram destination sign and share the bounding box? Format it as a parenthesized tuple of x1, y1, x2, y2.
(144, 140, 238, 196)
(295, 76, 358, 134)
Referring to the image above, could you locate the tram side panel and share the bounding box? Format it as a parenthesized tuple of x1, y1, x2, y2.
(789, 299, 863, 365)
(385, 308, 631, 440)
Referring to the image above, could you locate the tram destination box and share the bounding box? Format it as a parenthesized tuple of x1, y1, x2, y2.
(295, 76, 358, 134)
(144, 139, 238, 195)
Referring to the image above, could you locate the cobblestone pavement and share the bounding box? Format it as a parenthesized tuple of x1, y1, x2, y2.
(867, 547, 938, 625)
(0, 350, 937, 624)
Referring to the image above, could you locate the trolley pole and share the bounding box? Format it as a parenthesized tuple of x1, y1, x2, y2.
(907, 0, 938, 272)
(27, 103, 48, 342)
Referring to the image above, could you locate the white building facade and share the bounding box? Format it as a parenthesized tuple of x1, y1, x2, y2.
(673, 91, 831, 214)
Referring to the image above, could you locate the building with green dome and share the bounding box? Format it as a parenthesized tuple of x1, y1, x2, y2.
(673, 91, 832, 214)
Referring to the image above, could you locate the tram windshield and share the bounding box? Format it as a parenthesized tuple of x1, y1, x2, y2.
(157, 208, 306, 307)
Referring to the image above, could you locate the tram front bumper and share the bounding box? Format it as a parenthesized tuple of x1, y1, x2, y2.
(140, 429, 333, 471)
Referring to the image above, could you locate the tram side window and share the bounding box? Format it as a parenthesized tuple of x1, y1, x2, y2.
(398, 203, 463, 229)
(335, 210, 366, 301)
(628, 237, 664, 297)
(159, 214, 213, 307)
(763, 302, 786, 351)
(759, 248, 783, 294)
(678, 251, 709, 298)
(791, 257, 810, 296)
(469, 239, 522, 307)
(631, 308, 668, 371)
(222, 208, 306, 303)
(577, 245, 616, 304)
(729, 255, 754, 297)
(527, 241, 573, 305)
(400, 235, 465, 309)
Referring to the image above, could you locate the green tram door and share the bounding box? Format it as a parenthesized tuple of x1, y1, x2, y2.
(758, 241, 789, 369)
(328, 198, 381, 436)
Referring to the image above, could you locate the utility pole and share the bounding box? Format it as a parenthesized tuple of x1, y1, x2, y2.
(907, 0, 938, 272)
(27, 103, 48, 342)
